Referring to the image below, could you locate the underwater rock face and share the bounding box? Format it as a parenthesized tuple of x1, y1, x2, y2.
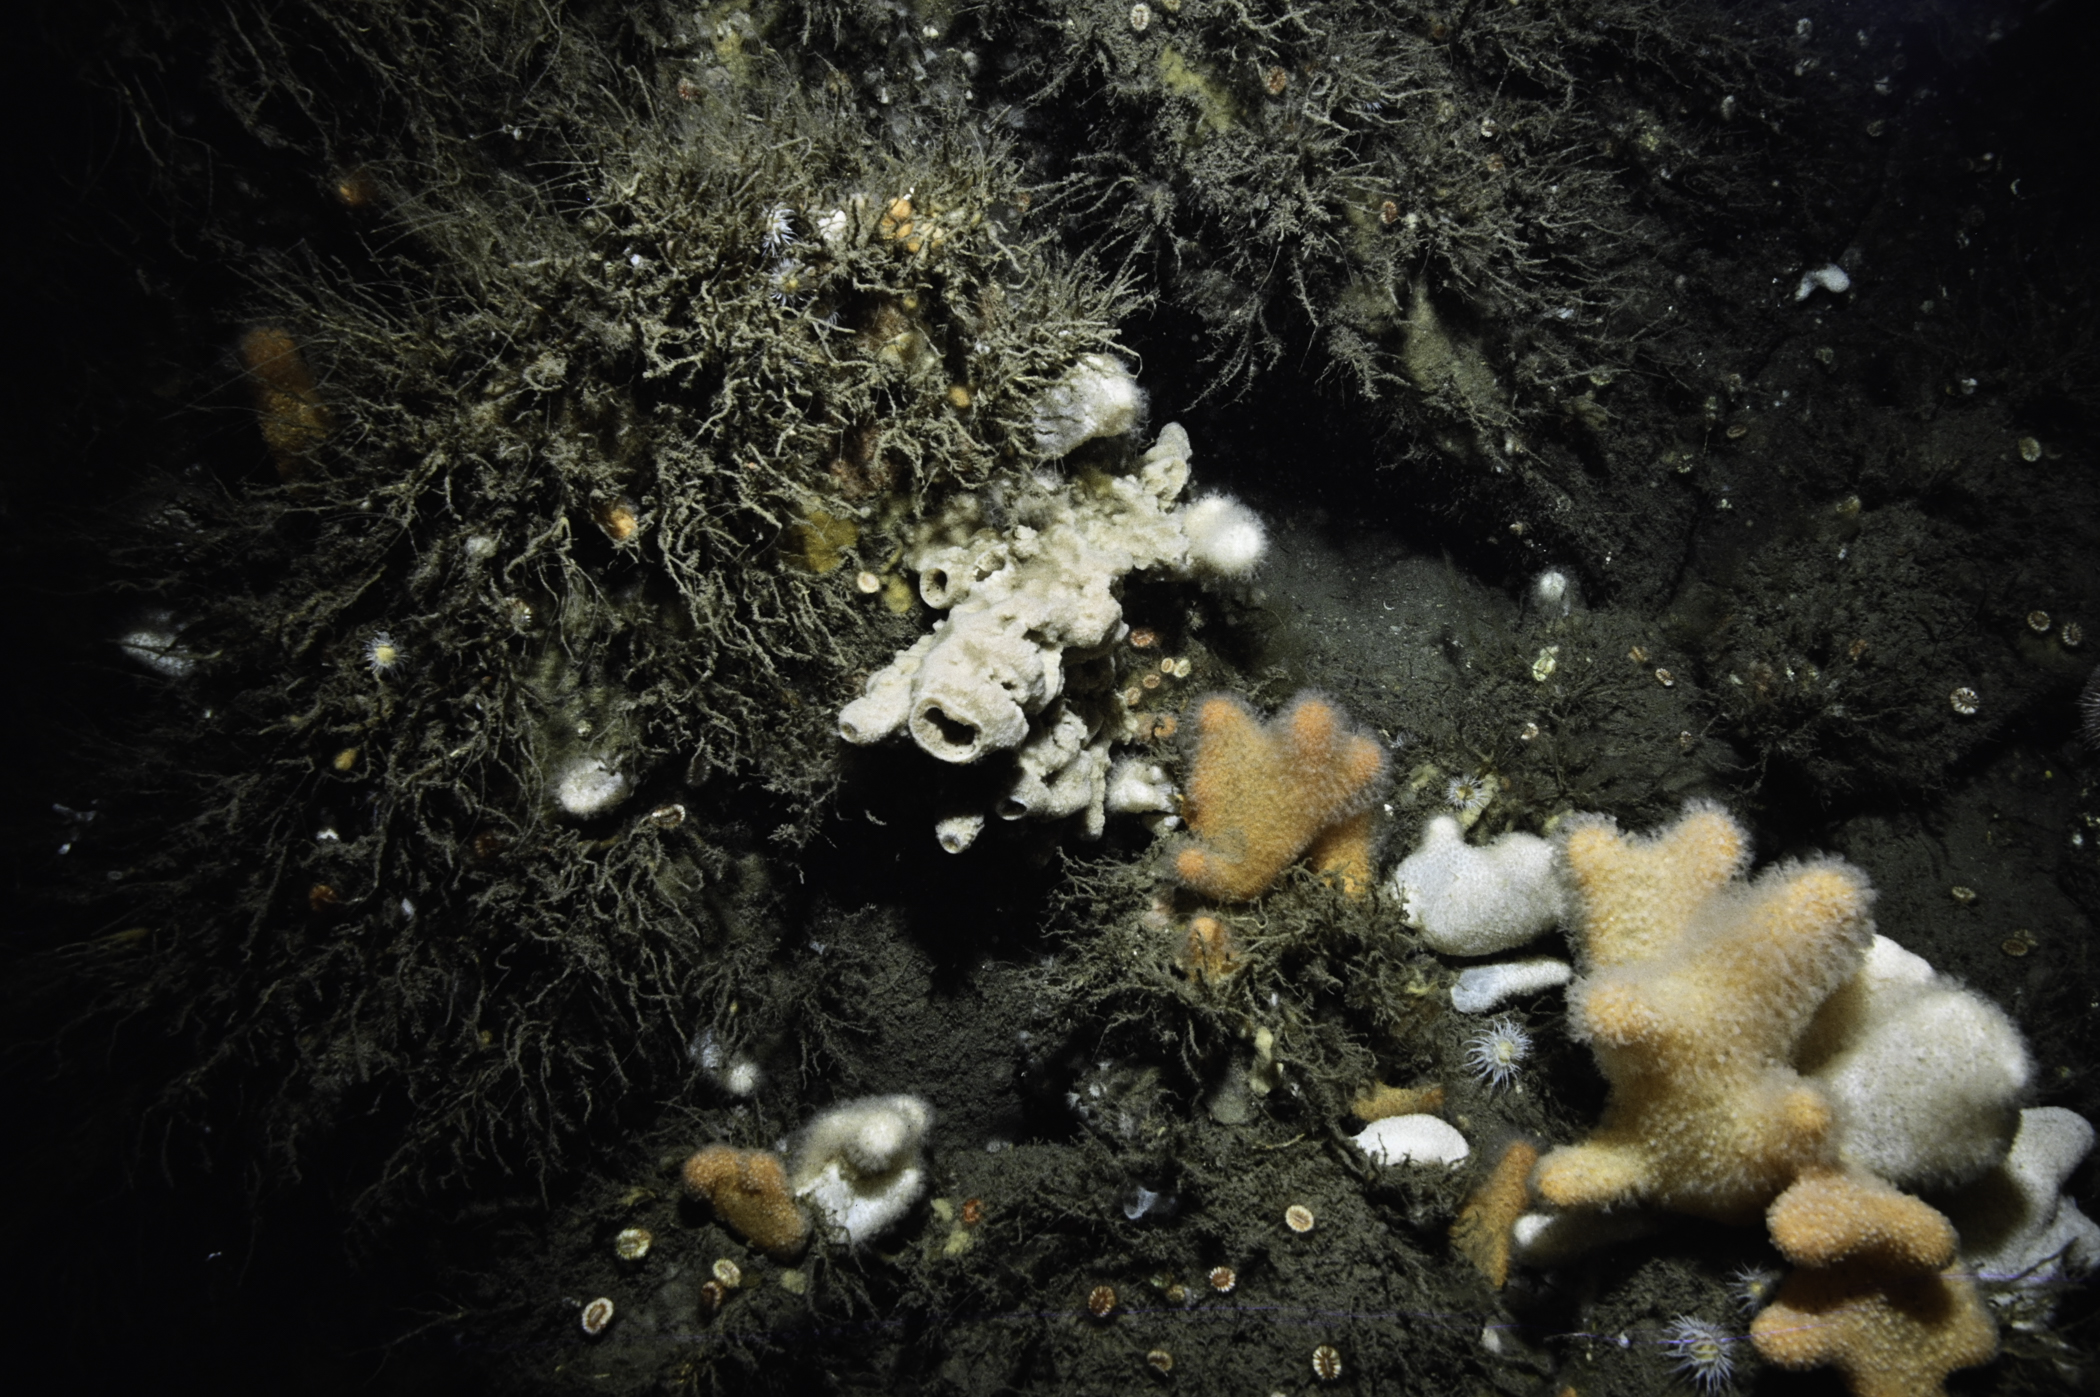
(22, 2, 2100, 1393)
(59, 0, 1156, 1231)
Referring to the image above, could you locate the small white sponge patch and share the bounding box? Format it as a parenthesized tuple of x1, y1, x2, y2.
(554, 756, 630, 816)
(1452, 956, 1575, 1013)
(1352, 1114, 1470, 1168)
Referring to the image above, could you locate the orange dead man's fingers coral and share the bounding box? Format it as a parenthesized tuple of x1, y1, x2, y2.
(1750, 1262, 1998, 1397)
(238, 326, 334, 478)
(1451, 1139, 1541, 1288)
(1532, 803, 1876, 1225)
(681, 1144, 809, 1260)
(1173, 691, 1386, 901)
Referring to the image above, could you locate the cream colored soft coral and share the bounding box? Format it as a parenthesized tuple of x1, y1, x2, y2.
(837, 422, 1206, 765)
(838, 422, 1270, 850)
(1533, 801, 1875, 1223)
(1531, 802, 2004, 1397)
(1535, 803, 1966, 1272)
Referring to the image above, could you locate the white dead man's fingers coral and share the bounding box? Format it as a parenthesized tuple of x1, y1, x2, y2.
(789, 1094, 934, 1247)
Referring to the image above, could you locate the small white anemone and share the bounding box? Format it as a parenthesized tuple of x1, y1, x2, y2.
(1181, 494, 1268, 578)
(1660, 1316, 1737, 1394)
(1462, 1017, 1532, 1092)
(1726, 1264, 1782, 1316)
(761, 203, 796, 255)
(1445, 771, 1493, 819)
(767, 258, 810, 303)
(364, 630, 407, 676)
(1532, 567, 1576, 617)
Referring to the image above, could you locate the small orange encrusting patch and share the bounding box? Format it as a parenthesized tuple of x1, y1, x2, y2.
(1173, 692, 1386, 901)
(1750, 1263, 1997, 1397)
(1451, 1140, 1540, 1288)
(1349, 1081, 1445, 1123)
(681, 1145, 809, 1260)
(1180, 914, 1240, 985)
(239, 326, 334, 477)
